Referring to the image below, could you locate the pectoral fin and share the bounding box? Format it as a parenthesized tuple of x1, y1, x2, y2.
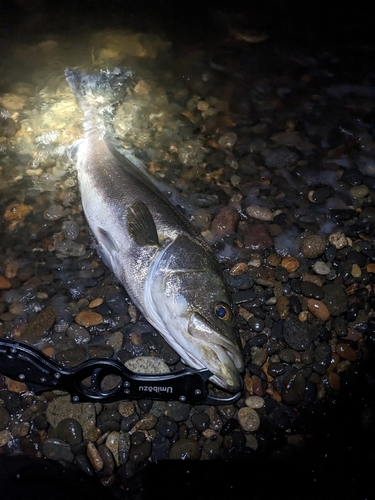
(126, 200, 159, 247)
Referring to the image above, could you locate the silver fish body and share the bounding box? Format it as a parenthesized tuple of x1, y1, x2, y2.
(65, 68, 244, 392)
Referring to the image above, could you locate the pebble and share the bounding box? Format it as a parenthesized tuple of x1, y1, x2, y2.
(350, 185, 369, 198)
(313, 261, 331, 275)
(281, 256, 299, 272)
(300, 235, 327, 259)
(169, 437, 201, 460)
(210, 204, 240, 236)
(218, 132, 237, 149)
(0, 275, 11, 289)
(301, 281, 324, 299)
(89, 297, 104, 308)
(0, 429, 12, 446)
(238, 407, 261, 432)
(87, 441, 104, 471)
(328, 231, 350, 249)
(75, 310, 103, 327)
(336, 343, 358, 361)
(307, 299, 330, 321)
(243, 223, 273, 250)
(245, 396, 265, 409)
(283, 314, 315, 350)
(118, 401, 135, 418)
(281, 372, 306, 405)
(43, 438, 75, 462)
(246, 205, 274, 221)
(129, 440, 152, 464)
(55, 418, 83, 445)
(229, 262, 249, 275)
(118, 431, 131, 465)
(0, 400, 10, 431)
(24, 305, 56, 341)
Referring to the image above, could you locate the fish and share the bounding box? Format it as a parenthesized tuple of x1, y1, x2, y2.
(65, 68, 244, 392)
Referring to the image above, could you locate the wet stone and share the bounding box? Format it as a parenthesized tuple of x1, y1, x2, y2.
(0, 430, 12, 446)
(268, 362, 286, 377)
(25, 305, 56, 341)
(314, 342, 332, 367)
(129, 439, 152, 464)
(0, 404, 10, 431)
(243, 223, 273, 250)
(350, 185, 369, 199)
(336, 343, 358, 361)
(311, 186, 331, 204)
(301, 235, 326, 259)
(281, 372, 306, 405)
(55, 418, 83, 445)
(191, 412, 210, 432)
(320, 283, 348, 317)
(43, 437, 74, 462)
(151, 434, 170, 461)
(55, 347, 87, 367)
(265, 146, 299, 169)
(97, 444, 115, 477)
(246, 205, 273, 221)
(169, 437, 201, 460)
(307, 298, 330, 322)
(121, 413, 140, 432)
(88, 345, 114, 358)
(46, 395, 97, 440)
(125, 356, 170, 374)
(210, 204, 240, 237)
(155, 415, 178, 437)
(62, 220, 80, 240)
(75, 310, 103, 327)
(245, 396, 265, 409)
(238, 407, 260, 432)
(300, 281, 324, 299)
(118, 431, 131, 465)
(283, 314, 316, 350)
(313, 261, 331, 275)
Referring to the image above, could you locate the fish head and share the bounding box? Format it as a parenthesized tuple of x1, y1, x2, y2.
(147, 251, 244, 393)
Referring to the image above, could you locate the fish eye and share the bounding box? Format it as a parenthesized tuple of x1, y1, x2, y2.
(214, 303, 232, 321)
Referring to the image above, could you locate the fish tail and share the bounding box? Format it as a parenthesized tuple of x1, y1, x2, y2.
(65, 67, 134, 118)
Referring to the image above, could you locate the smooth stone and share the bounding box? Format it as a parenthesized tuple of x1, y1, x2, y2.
(246, 205, 273, 221)
(313, 261, 331, 275)
(210, 204, 240, 237)
(300, 235, 326, 259)
(155, 415, 178, 437)
(336, 343, 358, 361)
(75, 310, 103, 327)
(169, 437, 201, 460)
(243, 223, 273, 250)
(87, 441, 103, 471)
(307, 299, 330, 321)
(350, 184, 370, 198)
(245, 396, 265, 409)
(322, 284, 348, 317)
(129, 440, 152, 464)
(300, 281, 324, 300)
(151, 434, 170, 461)
(281, 372, 306, 405)
(55, 418, 83, 445)
(105, 431, 120, 467)
(43, 438, 74, 462)
(0, 404, 10, 431)
(118, 431, 131, 465)
(238, 407, 260, 432)
(190, 412, 209, 432)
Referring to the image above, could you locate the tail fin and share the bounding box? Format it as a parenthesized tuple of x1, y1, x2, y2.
(65, 68, 134, 114)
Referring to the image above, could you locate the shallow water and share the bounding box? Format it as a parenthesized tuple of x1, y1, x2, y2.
(1, 1, 375, 498)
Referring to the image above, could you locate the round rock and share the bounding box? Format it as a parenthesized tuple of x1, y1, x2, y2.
(238, 407, 260, 432)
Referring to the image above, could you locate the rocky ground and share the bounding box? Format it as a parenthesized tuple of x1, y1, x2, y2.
(0, 1, 375, 499)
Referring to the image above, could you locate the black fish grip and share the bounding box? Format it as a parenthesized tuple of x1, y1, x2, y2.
(0, 339, 242, 405)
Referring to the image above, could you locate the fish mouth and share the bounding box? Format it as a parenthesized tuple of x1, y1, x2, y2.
(187, 312, 244, 393)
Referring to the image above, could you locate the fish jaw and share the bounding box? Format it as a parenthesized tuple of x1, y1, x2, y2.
(187, 312, 244, 392)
